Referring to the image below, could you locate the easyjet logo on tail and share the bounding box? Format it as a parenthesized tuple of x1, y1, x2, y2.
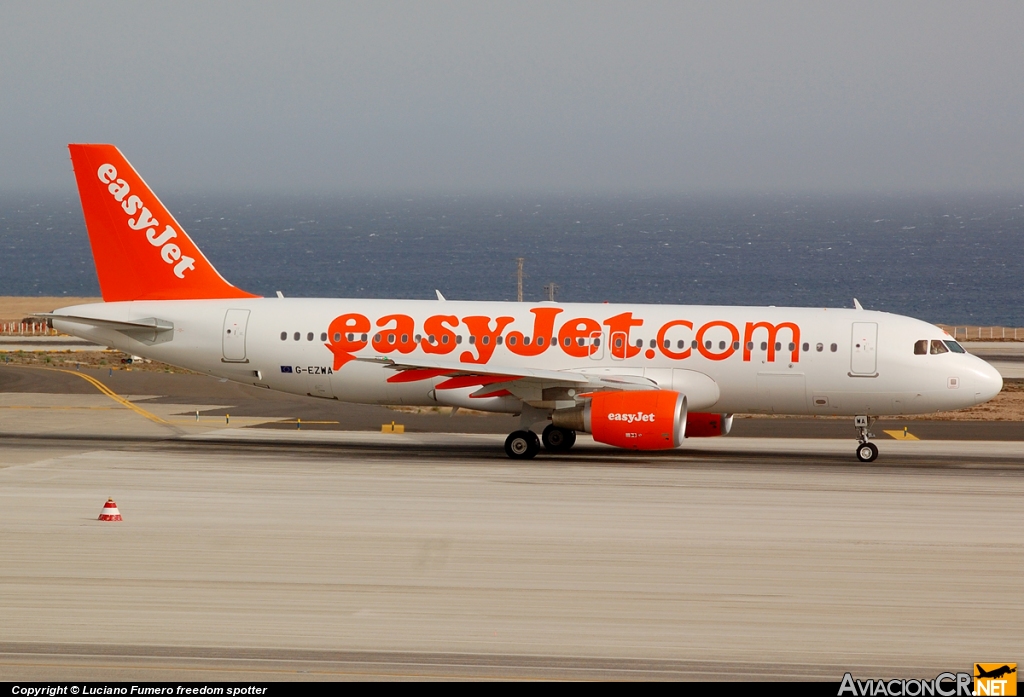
(97, 164, 196, 279)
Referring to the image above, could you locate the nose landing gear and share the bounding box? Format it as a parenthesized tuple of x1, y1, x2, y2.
(855, 415, 878, 462)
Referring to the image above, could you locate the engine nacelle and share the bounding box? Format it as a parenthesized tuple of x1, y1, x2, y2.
(552, 390, 687, 450)
(684, 412, 734, 438)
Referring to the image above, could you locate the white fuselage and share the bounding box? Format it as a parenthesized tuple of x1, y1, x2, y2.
(52, 298, 1003, 417)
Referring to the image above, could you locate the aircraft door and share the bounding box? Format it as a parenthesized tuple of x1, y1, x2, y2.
(222, 309, 250, 362)
(851, 322, 878, 376)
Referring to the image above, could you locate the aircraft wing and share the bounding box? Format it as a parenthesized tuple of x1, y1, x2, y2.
(359, 355, 658, 407)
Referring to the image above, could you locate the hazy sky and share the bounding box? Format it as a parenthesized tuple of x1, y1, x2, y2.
(2, 1, 1022, 194)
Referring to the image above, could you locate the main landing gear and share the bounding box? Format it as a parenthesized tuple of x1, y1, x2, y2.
(855, 415, 879, 462)
(504, 425, 578, 459)
(504, 430, 540, 459)
(542, 424, 576, 452)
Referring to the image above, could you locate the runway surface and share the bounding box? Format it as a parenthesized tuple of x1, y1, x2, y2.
(1, 366, 1022, 680)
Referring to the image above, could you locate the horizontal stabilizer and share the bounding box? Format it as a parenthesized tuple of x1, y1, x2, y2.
(38, 313, 174, 346)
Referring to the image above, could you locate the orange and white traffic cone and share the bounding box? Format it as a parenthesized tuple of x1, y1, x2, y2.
(98, 498, 123, 521)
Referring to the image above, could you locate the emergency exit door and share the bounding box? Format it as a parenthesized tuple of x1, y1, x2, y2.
(222, 309, 250, 362)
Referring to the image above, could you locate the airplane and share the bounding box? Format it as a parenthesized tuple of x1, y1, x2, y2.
(976, 665, 1016, 680)
(39, 144, 1003, 462)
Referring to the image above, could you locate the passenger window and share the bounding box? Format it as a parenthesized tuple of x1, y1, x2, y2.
(320, 332, 327, 342)
(943, 340, 966, 354)
(830, 343, 837, 352)
(293, 332, 300, 341)
(747, 342, 754, 350)
(280, 332, 287, 341)
(788, 343, 795, 351)
(615, 338, 623, 348)
(306, 332, 313, 341)
(775, 342, 782, 351)
(565, 337, 573, 347)
(802, 343, 809, 352)
(732, 341, 740, 350)
(441, 335, 449, 344)
(760, 342, 767, 351)
(508, 336, 516, 346)
(930, 340, 948, 354)
(816, 343, 823, 352)
(387, 333, 396, 343)
(704, 340, 711, 349)
(482, 336, 490, 345)
(469, 336, 476, 345)
(914, 340, 928, 355)
(649, 339, 656, 348)
(335, 333, 342, 342)
(692, 340, 698, 349)
(635, 339, 643, 348)
(676, 340, 684, 349)
(718, 341, 726, 350)
(593, 338, 600, 346)
(536, 337, 544, 346)
(456, 335, 463, 344)
(361, 334, 367, 342)
(347, 333, 353, 341)
(374, 333, 382, 342)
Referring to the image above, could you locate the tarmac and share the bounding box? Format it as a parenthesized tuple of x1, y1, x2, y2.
(1, 365, 1022, 681)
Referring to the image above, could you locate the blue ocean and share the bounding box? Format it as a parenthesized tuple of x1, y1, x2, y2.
(1, 192, 1022, 325)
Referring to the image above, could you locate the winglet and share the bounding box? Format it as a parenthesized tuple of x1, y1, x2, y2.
(435, 289, 446, 301)
(853, 298, 864, 310)
(68, 144, 258, 302)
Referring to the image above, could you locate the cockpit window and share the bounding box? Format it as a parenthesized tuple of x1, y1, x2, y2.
(914, 340, 928, 355)
(930, 340, 949, 354)
(943, 340, 966, 354)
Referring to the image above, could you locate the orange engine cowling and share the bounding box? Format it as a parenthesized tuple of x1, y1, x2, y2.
(552, 390, 687, 450)
(684, 413, 734, 438)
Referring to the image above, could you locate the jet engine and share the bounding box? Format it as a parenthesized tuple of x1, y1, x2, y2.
(552, 390, 686, 450)
(683, 412, 733, 437)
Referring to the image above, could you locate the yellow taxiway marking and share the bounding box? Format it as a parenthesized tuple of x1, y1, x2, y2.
(884, 429, 920, 441)
(2, 365, 170, 425)
(59, 368, 171, 425)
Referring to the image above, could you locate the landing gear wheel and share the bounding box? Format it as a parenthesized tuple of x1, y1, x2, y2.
(856, 442, 879, 462)
(505, 430, 540, 459)
(542, 424, 576, 452)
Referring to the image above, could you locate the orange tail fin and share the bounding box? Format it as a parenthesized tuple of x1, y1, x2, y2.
(68, 144, 258, 302)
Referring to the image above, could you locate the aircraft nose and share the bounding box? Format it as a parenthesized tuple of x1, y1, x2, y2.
(971, 356, 1003, 403)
